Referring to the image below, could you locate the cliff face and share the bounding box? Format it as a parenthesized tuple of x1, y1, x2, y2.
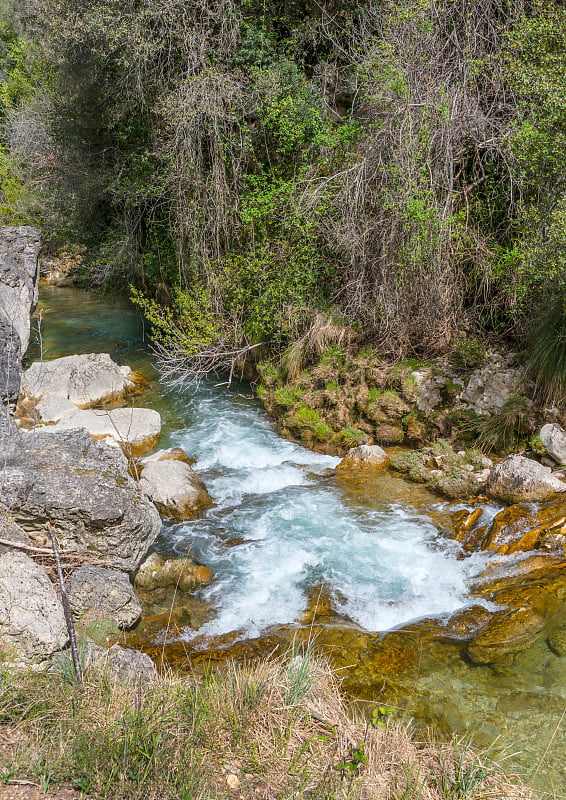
(0, 226, 41, 402)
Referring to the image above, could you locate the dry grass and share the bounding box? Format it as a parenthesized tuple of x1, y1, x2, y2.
(0, 645, 532, 800)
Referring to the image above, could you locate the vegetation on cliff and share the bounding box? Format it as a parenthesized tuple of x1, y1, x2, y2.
(0, 0, 565, 401)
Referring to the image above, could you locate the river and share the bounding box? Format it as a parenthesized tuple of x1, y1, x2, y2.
(28, 285, 566, 798)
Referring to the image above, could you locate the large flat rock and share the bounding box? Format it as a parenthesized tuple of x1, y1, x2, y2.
(21, 352, 135, 407)
(51, 406, 161, 455)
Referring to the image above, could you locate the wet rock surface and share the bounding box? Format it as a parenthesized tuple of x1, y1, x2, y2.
(135, 552, 214, 593)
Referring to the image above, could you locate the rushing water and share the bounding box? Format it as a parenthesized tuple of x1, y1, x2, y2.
(29, 286, 566, 798)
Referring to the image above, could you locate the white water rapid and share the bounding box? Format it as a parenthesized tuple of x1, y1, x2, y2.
(163, 383, 489, 643)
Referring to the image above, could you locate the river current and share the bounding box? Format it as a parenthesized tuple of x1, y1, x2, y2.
(28, 285, 566, 798)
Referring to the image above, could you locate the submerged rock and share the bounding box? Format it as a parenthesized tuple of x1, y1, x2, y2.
(139, 460, 211, 519)
(67, 565, 142, 629)
(0, 226, 41, 401)
(0, 427, 161, 572)
(487, 454, 566, 504)
(0, 549, 68, 663)
(20, 352, 135, 408)
(336, 444, 390, 471)
(539, 423, 566, 466)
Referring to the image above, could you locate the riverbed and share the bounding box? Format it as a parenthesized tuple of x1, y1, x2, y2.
(28, 285, 566, 798)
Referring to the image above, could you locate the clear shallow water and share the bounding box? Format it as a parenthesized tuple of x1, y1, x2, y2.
(31, 286, 566, 798)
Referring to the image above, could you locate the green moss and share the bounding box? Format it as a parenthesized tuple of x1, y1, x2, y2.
(452, 336, 488, 371)
(340, 427, 366, 447)
(273, 385, 302, 408)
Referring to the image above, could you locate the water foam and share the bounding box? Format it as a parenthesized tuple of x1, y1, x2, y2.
(167, 382, 488, 642)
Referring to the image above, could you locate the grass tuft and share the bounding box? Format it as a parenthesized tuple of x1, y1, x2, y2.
(0, 653, 533, 800)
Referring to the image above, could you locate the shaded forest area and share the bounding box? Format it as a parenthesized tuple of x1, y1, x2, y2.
(0, 0, 564, 398)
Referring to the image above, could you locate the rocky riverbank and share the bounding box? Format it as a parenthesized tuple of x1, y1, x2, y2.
(0, 227, 212, 673)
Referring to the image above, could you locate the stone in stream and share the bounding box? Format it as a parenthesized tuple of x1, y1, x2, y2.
(0, 226, 41, 402)
(487, 454, 566, 504)
(67, 565, 142, 629)
(139, 459, 212, 519)
(336, 444, 390, 470)
(20, 352, 137, 408)
(139, 446, 195, 466)
(539, 423, 566, 466)
(50, 405, 162, 455)
(0, 549, 68, 663)
(135, 552, 213, 592)
(0, 427, 161, 573)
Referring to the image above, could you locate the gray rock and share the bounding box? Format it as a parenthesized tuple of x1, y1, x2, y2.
(0, 506, 31, 555)
(336, 444, 390, 470)
(412, 369, 444, 413)
(21, 352, 135, 408)
(0, 306, 24, 401)
(35, 394, 77, 423)
(87, 643, 157, 682)
(0, 427, 161, 572)
(487, 454, 566, 504)
(139, 459, 212, 519)
(461, 355, 523, 415)
(51, 406, 161, 454)
(67, 565, 142, 629)
(0, 226, 41, 401)
(539, 423, 566, 466)
(0, 549, 68, 663)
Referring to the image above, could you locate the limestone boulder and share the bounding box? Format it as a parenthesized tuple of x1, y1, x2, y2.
(139, 459, 211, 519)
(67, 565, 142, 629)
(539, 423, 566, 466)
(51, 406, 161, 455)
(0, 428, 161, 572)
(0, 226, 41, 401)
(336, 444, 390, 471)
(0, 549, 67, 663)
(86, 642, 157, 682)
(21, 352, 135, 408)
(135, 552, 213, 592)
(460, 355, 523, 415)
(35, 394, 77, 423)
(487, 454, 566, 504)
